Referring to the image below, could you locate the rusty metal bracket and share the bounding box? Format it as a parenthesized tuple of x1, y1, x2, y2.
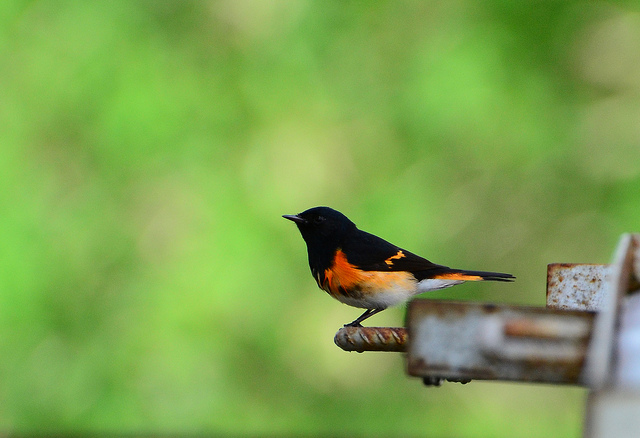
(329, 233, 640, 437)
(405, 301, 594, 384)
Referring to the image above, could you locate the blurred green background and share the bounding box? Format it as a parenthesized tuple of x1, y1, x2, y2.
(2, 1, 640, 436)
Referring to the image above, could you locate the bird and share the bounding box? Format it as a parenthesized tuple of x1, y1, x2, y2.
(283, 206, 515, 327)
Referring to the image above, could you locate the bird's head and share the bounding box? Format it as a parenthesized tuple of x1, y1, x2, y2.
(283, 206, 356, 249)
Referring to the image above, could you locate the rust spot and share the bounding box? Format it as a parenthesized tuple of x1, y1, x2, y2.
(483, 303, 499, 313)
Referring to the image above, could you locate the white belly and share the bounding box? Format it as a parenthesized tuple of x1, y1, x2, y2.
(334, 277, 463, 309)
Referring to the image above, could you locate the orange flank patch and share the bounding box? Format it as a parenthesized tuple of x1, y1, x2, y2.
(321, 249, 417, 300)
(433, 272, 483, 281)
(323, 249, 363, 293)
(384, 250, 406, 266)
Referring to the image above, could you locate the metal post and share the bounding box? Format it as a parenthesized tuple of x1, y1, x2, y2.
(585, 234, 640, 438)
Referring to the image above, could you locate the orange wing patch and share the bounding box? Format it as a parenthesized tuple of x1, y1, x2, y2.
(432, 272, 483, 281)
(384, 250, 406, 267)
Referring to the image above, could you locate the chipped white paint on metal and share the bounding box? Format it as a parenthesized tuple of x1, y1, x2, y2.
(406, 301, 594, 384)
(546, 263, 611, 312)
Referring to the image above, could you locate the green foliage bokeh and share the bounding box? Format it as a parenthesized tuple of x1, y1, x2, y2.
(2, 1, 640, 436)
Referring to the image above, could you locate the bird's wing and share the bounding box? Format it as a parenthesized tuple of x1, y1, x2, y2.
(343, 230, 446, 273)
(343, 230, 515, 282)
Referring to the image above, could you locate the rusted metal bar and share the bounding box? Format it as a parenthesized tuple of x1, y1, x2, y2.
(406, 301, 595, 384)
(334, 327, 407, 352)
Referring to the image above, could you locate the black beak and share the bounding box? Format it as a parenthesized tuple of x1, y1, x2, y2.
(283, 214, 307, 224)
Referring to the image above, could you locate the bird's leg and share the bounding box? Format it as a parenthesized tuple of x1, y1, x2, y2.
(344, 308, 385, 327)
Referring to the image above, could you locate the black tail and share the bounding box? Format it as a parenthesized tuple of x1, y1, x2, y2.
(430, 269, 515, 282)
(458, 270, 515, 282)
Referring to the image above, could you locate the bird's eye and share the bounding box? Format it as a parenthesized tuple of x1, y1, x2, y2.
(313, 215, 325, 225)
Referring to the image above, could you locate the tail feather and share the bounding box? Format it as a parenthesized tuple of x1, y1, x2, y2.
(433, 270, 515, 282)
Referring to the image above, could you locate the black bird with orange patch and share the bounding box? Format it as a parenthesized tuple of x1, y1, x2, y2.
(284, 207, 515, 327)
